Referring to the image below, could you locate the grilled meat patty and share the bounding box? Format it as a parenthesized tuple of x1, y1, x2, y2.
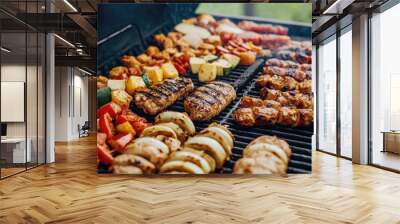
(184, 81, 236, 121)
(134, 78, 194, 115)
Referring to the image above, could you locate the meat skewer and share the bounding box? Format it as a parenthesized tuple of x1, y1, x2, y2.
(265, 59, 311, 71)
(184, 81, 236, 121)
(256, 74, 299, 92)
(238, 21, 289, 35)
(233, 105, 313, 127)
(134, 77, 194, 115)
(274, 50, 312, 64)
(263, 66, 310, 82)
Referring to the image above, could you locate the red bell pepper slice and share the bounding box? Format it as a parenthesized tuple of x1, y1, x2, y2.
(97, 144, 113, 165)
(131, 121, 150, 136)
(99, 113, 115, 139)
(97, 132, 107, 145)
(107, 132, 133, 152)
(173, 62, 186, 75)
(97, 102, 122, 118)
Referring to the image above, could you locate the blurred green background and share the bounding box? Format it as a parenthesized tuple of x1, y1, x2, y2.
(196, 3, 311, 24)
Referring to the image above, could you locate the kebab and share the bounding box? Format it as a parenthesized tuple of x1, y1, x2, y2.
(265, 58, 311, 71)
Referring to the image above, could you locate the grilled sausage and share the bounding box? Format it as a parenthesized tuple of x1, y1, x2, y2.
(184, 81, 236, 121)
(134, 78, 194, 115)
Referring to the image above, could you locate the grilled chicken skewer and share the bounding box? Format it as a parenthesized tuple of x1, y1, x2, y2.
(263, 66, 311, 82)
(265, 59, 311, 71)
(274, 50, 312, 64)
(184, 81, 236, 121)
(232, 96, 313, 127)
(134, 78, 194, 115)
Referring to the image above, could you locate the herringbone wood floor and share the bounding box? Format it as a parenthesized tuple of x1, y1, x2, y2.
(1, 135, 399, 224)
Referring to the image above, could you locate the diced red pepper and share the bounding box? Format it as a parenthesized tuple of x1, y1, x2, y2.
(173, 62, 186, 75)
(99, 113, 115, 139)
(131, 121, 150, 136)
(97, 132, 107, 145)
(115, 115, 129, 125)
(107, 132, 133, 152)
(97, 144, 113, 165)
(120, 110, 147, 123)
(97, 102, 122, 118)
(216, 46, 230, 55)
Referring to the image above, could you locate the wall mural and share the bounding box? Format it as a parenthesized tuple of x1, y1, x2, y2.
(96, 3, 313, 175)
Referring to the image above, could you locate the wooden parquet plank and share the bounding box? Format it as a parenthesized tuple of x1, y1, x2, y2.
(0, 135, 400, 224)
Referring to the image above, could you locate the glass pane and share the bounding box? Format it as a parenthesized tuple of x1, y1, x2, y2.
(1, 30, 27, 177)
(27, 31, 38, 169)
(38, 33, 45, 165)
(318, 37, 337, 154)
(340, 29, 352, 158)
(371, 5, 400, 171)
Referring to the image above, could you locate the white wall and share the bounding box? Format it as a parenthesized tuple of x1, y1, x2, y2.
(54, 67, 89, 141)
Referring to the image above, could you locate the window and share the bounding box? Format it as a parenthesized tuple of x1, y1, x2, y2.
(339, 28, 352, 158)
(370, 3, 400, 171)
(317, 36, 337, 154)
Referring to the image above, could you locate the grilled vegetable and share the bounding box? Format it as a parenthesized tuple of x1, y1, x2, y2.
(109, 66, 128, 79)
(142, 74, 152, 87)
(107, 79, 126, 90)
(111, 90, 133, 108)
(182, 34, 203, 48)
(97, 144, 113, 165)
(198, 125, 234, 156)
(243, 143, 289, 164)
(145, 66, 163, 84)
(125, 138, 169, 168)
(198, 63, 217, 82)
(184, 136, 227, 168)
(116, 121, 136, 135)
(112, 154, 156, 174)
(126, 75, 146, 95)
(182, 147, 216, 172)
(168, 151, 211, 173)
(203, 55, 218, 63)
(155, 111, 196, 135)
(213, 59, 232, 76)
(161, 62, 179, 79)
(140, 125, 178, 140)
(97, 87, 111, 108)
(97, 102, 122, 118)
(190, 57, 206, 74)
(107, 132, 133, 152)
(174, 23, 211, 39)
(98, 113, 115, 139)
(237, 51, 256, 65)
(222, 53, 240, 68)
(156, 122, 187, 142)
(160, 160, 205, 174)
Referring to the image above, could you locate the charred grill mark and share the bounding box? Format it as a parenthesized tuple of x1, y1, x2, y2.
(197, 86, 226, 104)
(204, 84, 231, 97)
(148, 86, 170, 98)
(192, 90, 220, 105)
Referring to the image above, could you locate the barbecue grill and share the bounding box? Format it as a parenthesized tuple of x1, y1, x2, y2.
(97, 4, 313, 174)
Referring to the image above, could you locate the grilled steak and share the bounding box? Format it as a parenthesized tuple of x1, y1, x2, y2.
(184, 81, 236, 121)
(134, 78, 194, 115)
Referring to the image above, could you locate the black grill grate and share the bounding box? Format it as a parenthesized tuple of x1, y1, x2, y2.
(131, 59, 313, 174)
(99, 11, 313, 174)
